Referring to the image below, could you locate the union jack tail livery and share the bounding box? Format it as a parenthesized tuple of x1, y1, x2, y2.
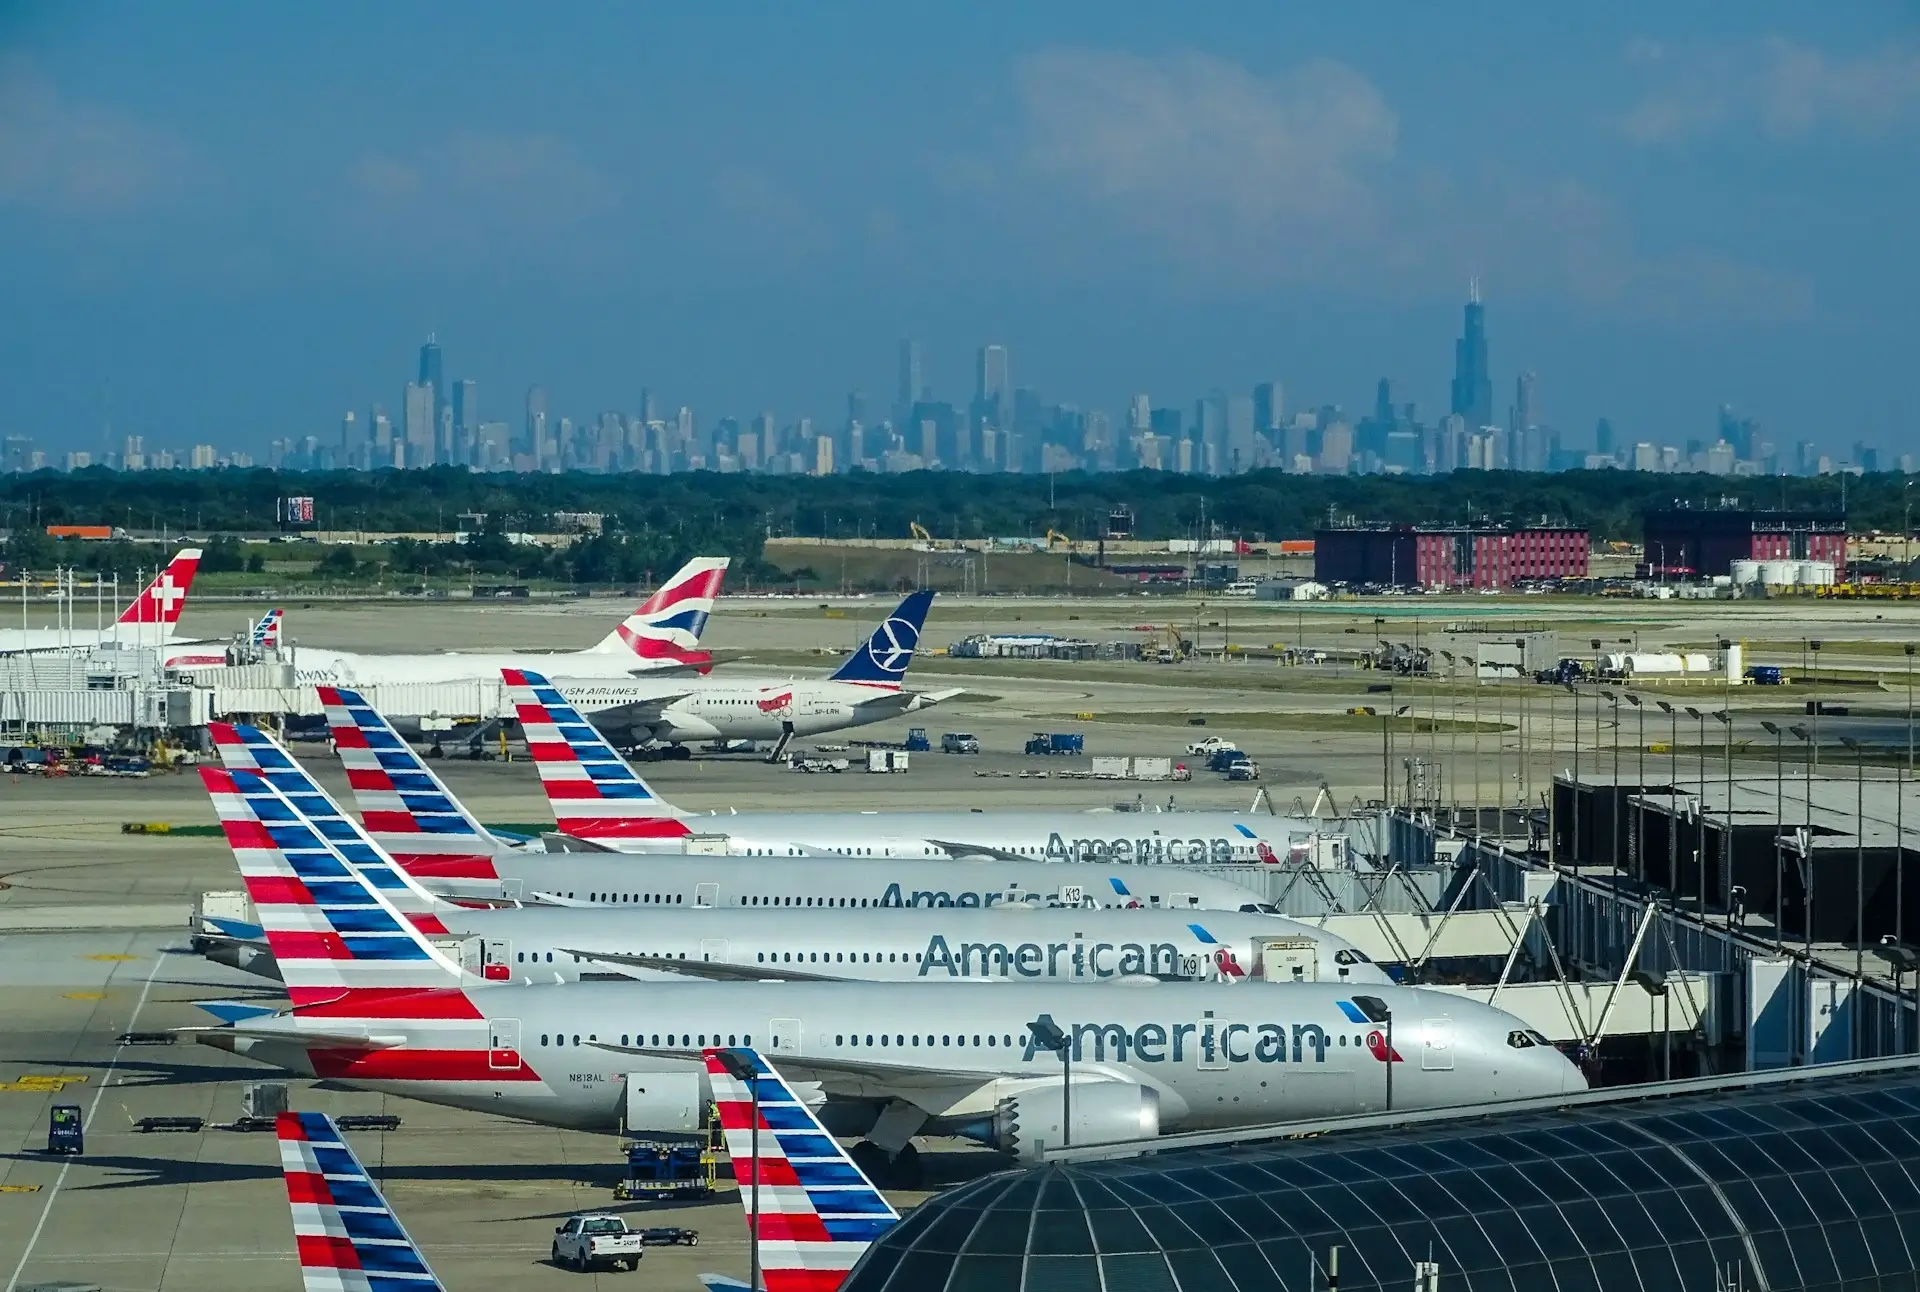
(319, 688, 511, 887)
(116, 547, 202, 626)
(503, 669, 691, 842)
(705, 1047, 899, 1292)
(278, 1110, 447, 1292)
(825, 591, 933, 691)
(209, 722, 455, 930)
(200, 763, 473, 1007)
(252, 607, 284, 648)
(587, 556, 729, 670)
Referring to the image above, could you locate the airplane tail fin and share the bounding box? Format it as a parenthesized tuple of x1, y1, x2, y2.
(587, 556, 729, 669)
(705, 1047, 899, 1292)
(318, 687, 510, 884)
(116, 547, 202, 627)
(209, 722, 456, 924)
(503, 669, 690, 843)
(278, 1111, 448, 1292)
(252, 607, 284, 648)
(826, 591, 934, 691)
(201, 763, 473, 1008)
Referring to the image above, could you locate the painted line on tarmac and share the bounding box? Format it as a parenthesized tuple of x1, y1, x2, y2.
(4, 946, 169, 1292)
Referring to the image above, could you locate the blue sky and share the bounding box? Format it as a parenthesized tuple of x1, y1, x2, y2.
(1, 3, 1916, 458)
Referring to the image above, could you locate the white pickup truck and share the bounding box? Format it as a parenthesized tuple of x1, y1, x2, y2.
(1185, 735, 1238, 757)
(552, 1214, 646, 1272)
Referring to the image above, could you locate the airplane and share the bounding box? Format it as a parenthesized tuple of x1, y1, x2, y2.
(0, 548, 203, 655)
(277, 556, 730, 685)
(277, 1110, 448, 1292)
(300, 704, 1279, 912)
(196, 762, 1584, 1185)
(546, 590, 958, 759)
(252, 607, 283, 648)
(161, 604, 288, 671)
(506, 669, 1341, 864)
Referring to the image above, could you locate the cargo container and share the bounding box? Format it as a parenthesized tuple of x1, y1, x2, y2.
(1024, 732, 1084, 755)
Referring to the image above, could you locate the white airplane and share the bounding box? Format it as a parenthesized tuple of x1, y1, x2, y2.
(280, 556, 729, 684)
(212, 719, 1284, 917)
(0, 548, 203, 655)
(504, 670, 1342, 865)
(276, 1111, 449, 1292)
(197, 762, 1585, 1183)
(547, 590, 957, 758)
(195, 747, 1386, 989)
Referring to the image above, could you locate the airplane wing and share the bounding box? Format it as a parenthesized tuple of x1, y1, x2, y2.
(535, 831, 625, 854)
(589, 1041, 1023, 1097)
(580, 692, 695, 722)
(557, 948, 844, 983)
(925, 838, 1028, 862)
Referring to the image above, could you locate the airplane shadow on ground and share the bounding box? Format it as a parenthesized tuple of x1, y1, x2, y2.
(11, 1055, 265, 1086)
(0, 1151, 622, 1192)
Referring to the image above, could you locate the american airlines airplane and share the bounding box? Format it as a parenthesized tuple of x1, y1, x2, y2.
(213, 720, 1284, 919)
(280, 556, 729, 685)
(506, 669, 1340, 864)
(198, 763, 1583, 1182)
(195, 747, 1385, 986)
(0, 548, 203, 655)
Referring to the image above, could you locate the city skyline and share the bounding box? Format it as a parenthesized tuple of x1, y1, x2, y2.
(2, 7, 1916, 457)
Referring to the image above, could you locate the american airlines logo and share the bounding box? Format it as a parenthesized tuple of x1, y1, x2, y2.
(1021, 1011, 1339, 1065)
(878, 882, 1088, 909)
(919, 935, 1189, 980)
(1044, 832, 1241, 864)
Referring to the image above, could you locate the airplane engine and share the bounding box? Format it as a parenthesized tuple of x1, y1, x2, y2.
(974, 1081, 1161, 1163)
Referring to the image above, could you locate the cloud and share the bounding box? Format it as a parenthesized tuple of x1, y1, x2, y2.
(1618, 38, 1920, 145)
(341, 132, 614, 254)
(1011, 48, 1396, 260)
(0, 59, 196, 213)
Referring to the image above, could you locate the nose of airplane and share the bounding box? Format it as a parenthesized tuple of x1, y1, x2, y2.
(1560, 1049, 1590, 1093)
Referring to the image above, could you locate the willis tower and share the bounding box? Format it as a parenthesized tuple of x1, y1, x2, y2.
(1450, 280, 1492, 429)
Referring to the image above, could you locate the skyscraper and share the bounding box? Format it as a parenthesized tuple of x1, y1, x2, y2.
(524, 385, 548, 465)
(1450, 282, 1493, 430)
(975, 345, 1009, 414)
(340, 411, 360, 470)
(896, 339, 922, 421)
(403, 381, 434, 468)
(418, 337, 446, 452)
(1253, 381, 1284, 435)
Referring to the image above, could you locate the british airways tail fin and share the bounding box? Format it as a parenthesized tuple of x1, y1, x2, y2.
(587, 556, 729, 669)
(826, 591, 933, 691)
(209, 722, 456, 926)
(705, 1047, 898, 1292)
(278, 1111, 448, 1292)
(318, 687, 512, 886)
(116, 547, 201, 628)
(503, 669, 690, 844)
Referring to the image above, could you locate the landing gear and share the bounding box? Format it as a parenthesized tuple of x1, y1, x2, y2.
(665, 743, 692, 762)
(849, 1139, 923, 1190)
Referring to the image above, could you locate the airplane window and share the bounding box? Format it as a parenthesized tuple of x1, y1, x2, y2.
(621, 1035, 629, 1046)
(572, 1035, 580, 1046)
(1528, 1030, 1552, 1046)
(865, 1035, 873, 1045)
(744, 1035, 751, 1046)
(836, 1035, 845, 1046)
(541, 1034, 549, 1046)
(651, 1035, 659, 1046)
(880, 1035, 889, 1047)
(589, 1035, 597, 1043)
(987, 1035, 996, 1048)
(862, 953, 870, 963)
(943, 1035, 951, 1046)
(546, 953, 553, 963)
(913, 1035, 921, 1046)
(1338, 1035, 1347, 1046)
(757, 953, 764, 962)
(698, 1034, 706, 1045)
(517, 952, 524, 963)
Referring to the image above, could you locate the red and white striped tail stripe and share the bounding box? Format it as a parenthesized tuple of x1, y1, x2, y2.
(502, 668, 690, 843)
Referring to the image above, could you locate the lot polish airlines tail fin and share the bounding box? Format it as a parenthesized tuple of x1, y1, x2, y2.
(251, 607, 284, 648)
(704, 1047, 899, 1292)
(209, 722, 457, 929)
(200, 764, 474, 1007)
(318, 687, 512, 884)
(826, 590, 934, 691)
(586, 555, 729, 670)
(278, 1110, 447, 1292)
(116, 547, 202, 628)
(503, 669, 691, 843)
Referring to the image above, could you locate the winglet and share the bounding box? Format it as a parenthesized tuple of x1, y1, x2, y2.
(704, 1046, 899, 1292)
(116, 547, 201, 626)
(503, 669, 690, 842)
(826, 591, 933, 691)
(589, 556, 729, 670)
(278, 1111, 447, 1292)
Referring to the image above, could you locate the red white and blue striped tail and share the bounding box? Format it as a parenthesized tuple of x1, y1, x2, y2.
(278, 1110, 446, 1292)
(588, 555, 729, 670)
(252, 607, 284, 648)
(317, 689, 509, 887)
(200, 764, 471, 1007)
(209, 722, 454, 928)
(705, 1047, 899, 1292)
(502, 669, 690, 843)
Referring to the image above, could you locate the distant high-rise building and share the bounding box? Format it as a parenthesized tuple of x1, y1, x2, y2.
(975, 344, 1009, 414)
(418, 336, 446, 447)
(1595, 418, 1615, 458)
(524, 385, 548, 463)
(1512, 370, 1537, 432)
(340, 411, 360, 469)
(453, 380, 478, 435)
(1129, 393, 1152, 432)
(1225, 395, 1255, 473)
(1450, 281, 1493, 430)
(896, 340, 922, 420)
(1253, 381, 1284, 435)
(403, 381, 434, 468)
(845, 390, 867, 429)
(189, 443, 216, 470)
(1373, 379, 1393, 427)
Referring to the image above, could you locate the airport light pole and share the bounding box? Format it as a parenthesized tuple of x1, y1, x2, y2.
(1842, 737, 1868, 995)
(1764, 721, 1786, 951)
(1906, 643, 1915, 773)
(1028, 1015, 1071, 1148)
(1686, 707, 1709, 912)
(1568, 680, 1581, 866)
(1792, 724, 1815, 955)
(1810, 640, 1823, 778)
(715, 1049, 762, 1292)
(1712, 711, 1732, 917)
(1605, 693, 1623, 940)
(1627, 693, 1645, 885)
(1657, 700, 1677, 892)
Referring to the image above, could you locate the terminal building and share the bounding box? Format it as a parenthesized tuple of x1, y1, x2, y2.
(1314, 523, 1589, 590)
(1640, 506, 1846, 581)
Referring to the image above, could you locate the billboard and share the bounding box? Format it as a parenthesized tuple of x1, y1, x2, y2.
(279, 496, 315, 527)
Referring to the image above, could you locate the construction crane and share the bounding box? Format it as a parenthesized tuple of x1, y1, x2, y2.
(1045, 529, 1073, 550)
(909, 521, 935, 551)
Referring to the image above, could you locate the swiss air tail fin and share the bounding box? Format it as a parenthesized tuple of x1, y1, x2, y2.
(826, 591, 933, 691)
(704, 1047, 899, 1292)
(587, 555, 729, 670)
(116, 547, 201, 627)
(200, 763, 471, 1007)
(208, 721, 456, 926)
(502, 669, 690, 843)
(278, 1111, 448, 1292)
(318, 687, 512, 884)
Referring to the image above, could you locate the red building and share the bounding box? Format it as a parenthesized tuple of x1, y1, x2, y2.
(1315, 524, 1588, 589)
(1639, 508, 1846, 579)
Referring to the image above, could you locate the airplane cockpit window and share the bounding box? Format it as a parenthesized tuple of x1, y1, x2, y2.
(1526, 1029, 1553, 1046)
(1506, 1030, 1536, 1049)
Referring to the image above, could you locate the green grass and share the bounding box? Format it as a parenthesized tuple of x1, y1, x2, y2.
(1054, 711, 1510, 733)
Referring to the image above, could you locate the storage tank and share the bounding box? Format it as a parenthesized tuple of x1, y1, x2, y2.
(1681, 653, 1714, 673)
(1759, 560, 1798, 585)
(1801, 560, 1836, 587)
(1730, 559, 1760, 585)
(1624, 653, 1686, 675)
